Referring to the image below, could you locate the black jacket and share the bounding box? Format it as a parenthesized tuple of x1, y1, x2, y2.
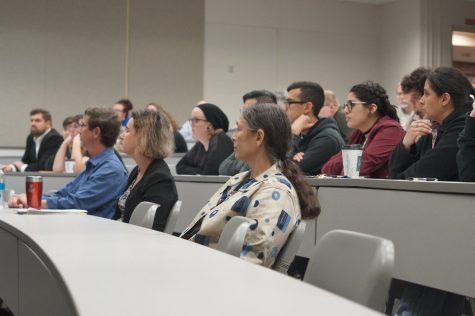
(173, 131, 188, 153)
(290, 117, 345, 175)
(457, 115, 475, 182)
(22, 129, 63, 171)
(176, 132, 233, 175)
(389, 109, 469, 181)
(119, 159, 178, 232)
(218, 152, 250, 176)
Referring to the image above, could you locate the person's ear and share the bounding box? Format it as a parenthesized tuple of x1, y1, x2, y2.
(369, 103, 378, 115)
(304, 102, 313, 115)
(255, 129, 265, 147)
(441, 92, 451, 107)
(92, 126, 101, 139)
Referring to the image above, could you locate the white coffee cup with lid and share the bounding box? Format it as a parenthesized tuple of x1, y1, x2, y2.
(342, 144, 363, 178)
(64, 160, 75, 173)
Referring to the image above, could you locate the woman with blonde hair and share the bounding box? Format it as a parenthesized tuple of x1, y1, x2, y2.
(146, 102, 187, 153)
(117, 109, 178, 231)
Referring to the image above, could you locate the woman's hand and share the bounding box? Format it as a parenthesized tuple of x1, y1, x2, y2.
(402, 119, 432, 151)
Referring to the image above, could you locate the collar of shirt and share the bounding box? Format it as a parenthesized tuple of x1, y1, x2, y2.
(226, 163, 281, 187)
(33, 128, 51, 144)
(86, 147, 115, 168)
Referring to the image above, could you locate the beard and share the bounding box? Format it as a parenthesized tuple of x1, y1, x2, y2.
(30, 128, 46, 137)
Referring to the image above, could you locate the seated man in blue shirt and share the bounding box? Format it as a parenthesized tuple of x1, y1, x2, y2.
(8, 107, 128, 218)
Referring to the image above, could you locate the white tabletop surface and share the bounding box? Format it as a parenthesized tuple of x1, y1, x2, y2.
(0, 209, 381, 316)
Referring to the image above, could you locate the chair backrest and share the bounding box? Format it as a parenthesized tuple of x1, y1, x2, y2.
(217, 216, 251, 257)
(304, 229, 394, 311)
(272, 221, 306, 274)
(163, 200, 182, 235)
(129, 201, 159, 229)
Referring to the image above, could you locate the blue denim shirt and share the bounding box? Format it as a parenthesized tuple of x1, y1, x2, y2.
(44, 147, 128, 218)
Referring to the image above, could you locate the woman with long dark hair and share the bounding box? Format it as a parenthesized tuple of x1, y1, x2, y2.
(457, 94, 475, 182)
(389, 67, 474, 180)
(181, 104, 320, 267)
(322, 81, 404, 178)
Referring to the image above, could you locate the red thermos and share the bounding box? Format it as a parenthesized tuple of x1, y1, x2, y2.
(26, 176, 43, 209)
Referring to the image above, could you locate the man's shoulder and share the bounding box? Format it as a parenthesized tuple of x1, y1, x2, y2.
(43, 129, 63, 143)
(308, 117, 343, 140)
(93, 149, 127, 173)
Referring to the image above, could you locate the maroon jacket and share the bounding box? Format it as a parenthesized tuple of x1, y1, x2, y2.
(322, 116, 404, 178)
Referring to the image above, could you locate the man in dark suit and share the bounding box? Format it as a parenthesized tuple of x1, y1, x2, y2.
(1, 109, 62, 172)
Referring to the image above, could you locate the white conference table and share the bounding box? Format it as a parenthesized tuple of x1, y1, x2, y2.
(5, 170, 475, 299)
(0, 209, 381, 316)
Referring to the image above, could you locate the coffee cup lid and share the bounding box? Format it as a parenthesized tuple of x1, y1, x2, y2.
(342, 144, 362, 150)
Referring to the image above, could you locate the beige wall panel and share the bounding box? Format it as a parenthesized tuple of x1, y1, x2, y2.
(128, 0, 204, 125)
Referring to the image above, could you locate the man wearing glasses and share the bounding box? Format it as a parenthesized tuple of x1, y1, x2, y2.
(286, 81, 345, 175)
(9, 107, 128, 219)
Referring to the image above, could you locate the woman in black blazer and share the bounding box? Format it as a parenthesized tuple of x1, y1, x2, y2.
(116, 110, 178, 231)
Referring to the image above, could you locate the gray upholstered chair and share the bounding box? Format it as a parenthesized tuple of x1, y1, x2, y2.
(129, 201, 158, 229)
(304, 229, 395, 311)
(163, 200, 182, 235)
(130, 200, 182, 234)
(272, 221, 306, 274)
(217, 216, 251, 257)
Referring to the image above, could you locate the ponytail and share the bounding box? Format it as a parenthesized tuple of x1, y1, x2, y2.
(278, 159, 320, 219)
(241, 104, 321, 220)
(350, 81, 400, 122)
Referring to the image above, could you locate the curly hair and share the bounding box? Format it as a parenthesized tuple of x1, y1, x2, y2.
(401, 67, 431, 96)
(115, 99, 134, 116)
(350, 81, 399, 122)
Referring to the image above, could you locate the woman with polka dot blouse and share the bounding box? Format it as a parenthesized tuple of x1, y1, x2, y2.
(181, 104, 320, 267)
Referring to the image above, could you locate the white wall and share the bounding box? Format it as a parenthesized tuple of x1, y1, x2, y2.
(0, 0, 204, 147)
(2, 0, 472, 147)
(430, 0, 475, 67)
(204, 0, 382, 125)
(379, 0, 422, 104)
(204, 0, 475, 124)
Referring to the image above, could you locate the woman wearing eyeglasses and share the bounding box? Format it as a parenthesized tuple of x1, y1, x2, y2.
(322, 81, 404, 178)
(176, 103, 233, 175)
(181, 104, 320, 267)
